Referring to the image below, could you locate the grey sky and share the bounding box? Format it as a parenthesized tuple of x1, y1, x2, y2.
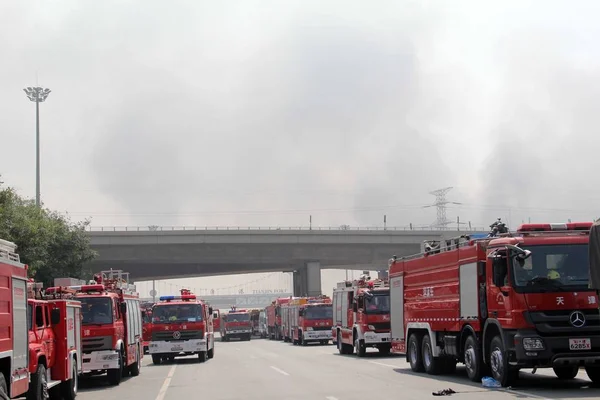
(2, 0, 600, 232)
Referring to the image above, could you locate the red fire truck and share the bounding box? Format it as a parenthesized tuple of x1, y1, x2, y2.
(148, 289, 214, 364)
(266, 297, 291, 340)
(0, 238, 82, 400)
(141, 303, 153, 354)
(332, 274, 392, 356)
(220, 307, 252, 341)
(27, 281, 83, 400)
(290, 296, 333, 345)
(47, 270, 143, 386)
(389, 222, 600, 387)
(212, 309, 221, 332)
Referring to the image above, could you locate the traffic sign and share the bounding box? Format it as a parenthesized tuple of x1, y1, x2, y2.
(149, 289, 157, 297)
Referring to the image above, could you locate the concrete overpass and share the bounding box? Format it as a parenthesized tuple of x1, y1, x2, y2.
(140, 293, 293, 310)
(87, 226, 486, 297)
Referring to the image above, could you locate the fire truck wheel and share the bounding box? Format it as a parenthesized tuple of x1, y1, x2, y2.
(151, 355, 161, 365)
(463, 335, 483, 382)
(0, 374, 7, 400)
(489, 336, 518, 387)
(60, 360, 78, 400)
(355, 337, 366, 357)
(208, 344, 214, 359)
(553, 366, 578, 380)
(107, 350, 124, 386)
(27, 363, 48, 400)
(408, 333, 424, 372)
(585, 366, 600, 384)
(130, 348, 141, 377)
(198, 348, 207, 363)
(421, 335, 442, 375)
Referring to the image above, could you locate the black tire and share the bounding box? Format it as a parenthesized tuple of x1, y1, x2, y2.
(489, 336, 518, 387)
(0, 373, 8, 400)
(585, 366, 600, 385)
(130, 347, 141, 377)
(151, 355, 161, 365)
(27, 363, 49, 400)
(554, 366, 578, 380)
(107, 350, 123, 386)
(60, 360, 78, 400)
(463, 335, 484, 382)
(422, 335, 442, 375)
(337, 334, 345, 354)
(355, 336, 366, 357)
(408, 333, 424, 372)
(207, 344, 214, 359)
(198, 348, 207, 363)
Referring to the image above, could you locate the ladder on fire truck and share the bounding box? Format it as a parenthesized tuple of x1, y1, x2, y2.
(398, 220, 593, 262)
(94, 269, 138, 294)
(336, 273, 388, 290)
(0, 238, 20, 263)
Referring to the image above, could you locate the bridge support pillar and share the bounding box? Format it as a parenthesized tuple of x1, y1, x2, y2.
(293, 261, 321, 297)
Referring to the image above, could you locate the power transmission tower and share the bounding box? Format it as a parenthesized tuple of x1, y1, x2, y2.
(423, 187, 462, 229)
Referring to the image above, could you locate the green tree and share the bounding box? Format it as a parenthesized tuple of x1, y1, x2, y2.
(0, 178, 97, 286)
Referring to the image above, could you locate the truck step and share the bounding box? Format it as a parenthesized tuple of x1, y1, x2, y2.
(47, 380, 62, 389)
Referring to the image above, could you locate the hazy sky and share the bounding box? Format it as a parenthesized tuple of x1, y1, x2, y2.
(2, 0, 600, 233)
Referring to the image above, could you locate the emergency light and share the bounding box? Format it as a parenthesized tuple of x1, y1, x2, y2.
(159, 294, 197, 301)
(518, 222, 593, 232)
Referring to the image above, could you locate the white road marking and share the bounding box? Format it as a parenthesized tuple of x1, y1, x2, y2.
(155, 364, 176, 400)
(326, 397, 339, 400)
(234, 347, 241, 351)
(368, 361, 401, 368)
(270, 366, 290, 376)
(249, 355, 258, 359)
(502, 389, 551, 400)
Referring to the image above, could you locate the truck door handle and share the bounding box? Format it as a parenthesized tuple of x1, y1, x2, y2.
(490, 311, 498, 317)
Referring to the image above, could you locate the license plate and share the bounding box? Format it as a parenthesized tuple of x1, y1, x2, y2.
(569, 338, 591, 351)
(171, 346, 183, 351)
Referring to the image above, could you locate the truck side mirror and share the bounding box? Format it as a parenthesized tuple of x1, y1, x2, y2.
(298, 309, 304, 317)
(50, 308, 61, 325)
(141, 311, 146, 319)
(352, 303, 358, 312)
(208, 307, 213, 315)
(120, 302, 127, 315)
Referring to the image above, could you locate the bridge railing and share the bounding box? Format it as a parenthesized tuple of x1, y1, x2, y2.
(86, 225, 487, 232)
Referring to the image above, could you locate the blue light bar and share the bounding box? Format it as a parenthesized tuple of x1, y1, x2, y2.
(160, 295, 175, 301)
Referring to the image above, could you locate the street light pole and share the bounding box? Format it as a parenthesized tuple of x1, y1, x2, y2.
(23, 86, 51, 207)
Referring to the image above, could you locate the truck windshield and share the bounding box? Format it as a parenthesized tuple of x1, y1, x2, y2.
(364, 292, 390, 314)
(152, 304, 203, 323)
(80, 297, 113, 325)
(226, 313, 250, 322)
(304, 305, 333, 320)
(512, 244, 589, 292)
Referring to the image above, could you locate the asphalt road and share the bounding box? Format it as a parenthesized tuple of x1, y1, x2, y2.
(79, 336, 600, 400)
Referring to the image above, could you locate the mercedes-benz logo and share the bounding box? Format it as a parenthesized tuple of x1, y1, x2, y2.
(569, 311, 586, 328)
(172, 331, 181, 339)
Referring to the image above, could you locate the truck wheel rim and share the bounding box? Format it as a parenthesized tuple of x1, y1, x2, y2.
(491, 348, 503, 379)
(73, 364, 78, 393)
(423, 342, 432, 368)
(41, 370, 49, 399)
(409, 341, 418, 364)
(464, 346, 476, 376)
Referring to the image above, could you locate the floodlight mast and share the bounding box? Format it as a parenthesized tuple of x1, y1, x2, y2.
(23, 87, 51, 207)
